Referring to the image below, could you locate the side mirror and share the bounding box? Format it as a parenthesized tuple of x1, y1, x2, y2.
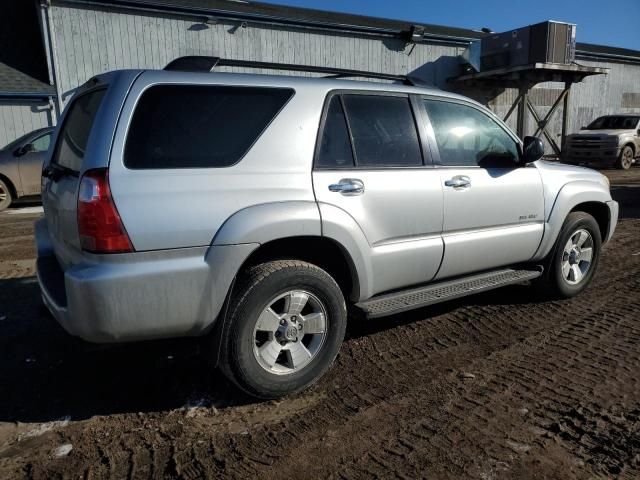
(522, 136, 544, 163)
(14, 144, 35, 156)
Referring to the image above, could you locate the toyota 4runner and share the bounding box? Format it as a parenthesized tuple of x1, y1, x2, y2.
(36, 57, 618, 399)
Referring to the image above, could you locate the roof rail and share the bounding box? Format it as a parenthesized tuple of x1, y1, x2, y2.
(163, 56, 423, 85)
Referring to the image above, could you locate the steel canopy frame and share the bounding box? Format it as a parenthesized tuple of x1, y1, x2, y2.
(452, 63, 608, 155)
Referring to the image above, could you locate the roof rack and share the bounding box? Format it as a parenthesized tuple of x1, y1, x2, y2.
(163, 56, 423, 86)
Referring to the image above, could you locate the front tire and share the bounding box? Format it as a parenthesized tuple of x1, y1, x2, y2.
(617, 145, 634, 170)
(0, 178, 13, 212)
(220, 260, 347, 399)
(539, 212, 602, 298)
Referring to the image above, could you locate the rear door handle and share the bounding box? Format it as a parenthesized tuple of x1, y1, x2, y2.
(328, 178, 365, 196)
(444, 176, 471, 188)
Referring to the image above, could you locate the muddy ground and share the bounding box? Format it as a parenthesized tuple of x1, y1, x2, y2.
(0, 169, 639, 479)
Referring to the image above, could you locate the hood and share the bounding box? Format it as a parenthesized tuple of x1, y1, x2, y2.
(535, 160, 609, 190)
(570, 129, 636, 137)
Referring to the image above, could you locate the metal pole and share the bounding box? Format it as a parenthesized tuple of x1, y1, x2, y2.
(561, 81, 571, 152)
(516, 81, 528, 139)
(503, 93, 522, 122)
(39, 1, 64, 119)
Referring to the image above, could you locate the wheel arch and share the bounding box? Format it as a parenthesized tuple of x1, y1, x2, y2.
(531, 181, 612, 261)
(0, 172, 18, 201)
(236, 235, 360, 301)
(569, 201, 609, 242)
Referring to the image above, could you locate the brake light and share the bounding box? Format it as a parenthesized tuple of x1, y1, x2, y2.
(77, 168, 133, 253)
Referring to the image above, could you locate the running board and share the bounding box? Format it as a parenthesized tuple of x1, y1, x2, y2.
(356, 267, 543, 318)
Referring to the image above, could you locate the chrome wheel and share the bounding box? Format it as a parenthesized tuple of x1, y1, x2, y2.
(621, 147, 633, 169)
(561, 229, 594, 285)
(252, 290, 328, 375)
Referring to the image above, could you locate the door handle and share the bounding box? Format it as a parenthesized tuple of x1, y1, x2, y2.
(328, 178, 365, 196)
(444, 176, 471, 188)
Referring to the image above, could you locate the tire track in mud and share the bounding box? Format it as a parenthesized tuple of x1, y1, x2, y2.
(1, 214, 639, 478)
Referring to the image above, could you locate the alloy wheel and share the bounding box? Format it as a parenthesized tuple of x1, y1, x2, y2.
(252, 290, 328, 375)
(561, 229, 594, 285)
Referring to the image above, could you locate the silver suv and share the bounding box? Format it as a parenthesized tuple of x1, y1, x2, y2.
(36, 57, 618, 399)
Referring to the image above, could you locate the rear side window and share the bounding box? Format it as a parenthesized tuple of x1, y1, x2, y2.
(53, 89, 106, 171)
(342, 95, 422, 167)
(316, 96, 355, 168)
(124, 85, 294, 169)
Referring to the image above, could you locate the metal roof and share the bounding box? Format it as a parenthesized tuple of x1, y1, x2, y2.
(55, 0, 640, 61)
(0, 61, 56, 97)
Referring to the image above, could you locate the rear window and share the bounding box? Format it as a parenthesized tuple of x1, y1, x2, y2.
(124, 85, 294, 169)
(53, 89, 106, 171)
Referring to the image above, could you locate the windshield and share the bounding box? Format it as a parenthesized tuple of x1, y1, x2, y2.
(587, 116, 640, 130)
(1, 131, 38, 152)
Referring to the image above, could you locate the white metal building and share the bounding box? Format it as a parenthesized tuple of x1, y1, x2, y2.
(2, 0, 640, 151)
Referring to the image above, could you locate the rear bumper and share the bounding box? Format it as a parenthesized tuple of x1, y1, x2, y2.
(605, 200, 619, 244)
(35, 219, 257, 343)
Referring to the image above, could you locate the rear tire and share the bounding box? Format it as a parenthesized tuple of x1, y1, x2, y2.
(0, 178, 13, 212)
(617, 145, 634, 170)
(537, 212, 602, 298)
(220, 260, 347, 399)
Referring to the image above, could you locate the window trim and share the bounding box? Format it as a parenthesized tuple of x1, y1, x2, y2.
(313, 89, 432, 171)
(419, 95, 524, 169)
(122, 83, 295, 170)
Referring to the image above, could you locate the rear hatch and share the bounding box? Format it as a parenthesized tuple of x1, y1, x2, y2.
(42, 87, 106, 268)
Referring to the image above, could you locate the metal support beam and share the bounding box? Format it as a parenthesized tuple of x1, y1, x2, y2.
(516, 83, 528, 138)
(503, 93, 522, 122)
(532, 88, 569, 137)
(561, 81, 572, 151)
(526, 100, 561, 155)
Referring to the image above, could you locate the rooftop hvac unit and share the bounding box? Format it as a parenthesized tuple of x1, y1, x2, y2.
(477, 21, 576, 71)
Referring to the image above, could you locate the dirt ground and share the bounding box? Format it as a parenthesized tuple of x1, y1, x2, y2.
(0, 169, 639, 479)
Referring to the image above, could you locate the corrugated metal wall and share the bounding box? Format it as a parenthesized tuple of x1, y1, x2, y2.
(0, 100, 53, 147)
(41, 2, 640, 153)
(48, 3, 465, 99)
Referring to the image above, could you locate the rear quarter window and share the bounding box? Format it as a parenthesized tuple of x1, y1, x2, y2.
(124, 85, 294, 169)
(53, 89, 106, 171)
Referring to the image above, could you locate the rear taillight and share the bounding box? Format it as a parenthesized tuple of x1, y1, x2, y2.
(77, 168, 133, 254)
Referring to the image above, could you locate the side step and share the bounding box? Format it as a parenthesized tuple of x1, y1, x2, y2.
(356, 267, 543, 318)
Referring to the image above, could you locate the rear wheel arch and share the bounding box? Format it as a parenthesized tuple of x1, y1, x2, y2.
(235, 235, 360, 301)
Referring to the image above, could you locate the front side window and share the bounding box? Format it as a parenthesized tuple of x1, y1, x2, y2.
(424, 99, 519, 167)
(342, 95, 422, 167)
(124, 85, 293, 169)
(31, 133, 52, 152)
